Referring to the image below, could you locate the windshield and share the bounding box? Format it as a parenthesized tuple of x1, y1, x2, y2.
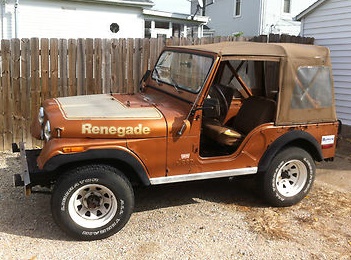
(152, 51, 214, 93)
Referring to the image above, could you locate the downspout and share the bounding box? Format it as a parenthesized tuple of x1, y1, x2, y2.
(259, 0, 266, 36)
(14, 0, 19, 38)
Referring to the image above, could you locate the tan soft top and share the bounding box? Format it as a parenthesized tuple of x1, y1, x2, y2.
(171, 41, 336, 125)
(173, 41, 329, 60)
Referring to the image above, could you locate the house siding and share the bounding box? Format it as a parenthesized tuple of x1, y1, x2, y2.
(2, 0, 145, 39)
(300, 0, 351, 125)
(205, 0, 261, 37)
(203, 0, 316, 37)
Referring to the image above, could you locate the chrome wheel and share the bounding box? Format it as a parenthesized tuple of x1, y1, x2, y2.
(68, 184, 118, 229)
(275, 159, 308, 197)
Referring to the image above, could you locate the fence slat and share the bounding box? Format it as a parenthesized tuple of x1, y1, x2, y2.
(127, 38, 134, 94)
(11, 39, 23, 144)
(41, 38, 50, 100)
(0, 40, 7, 150)
(117, 38, 126, 93)
(50, 38, 59, 98)
(133, 38, 142, 93)
(21, 38, 32, 148)
(149, 38, 157, 71)
(142, 38, 150, 73)
(94, 38, 102, 94)
(2, 40, 13, 150)
(30, 38, 42, 148)
(103, 39, 111, 94)
(59, 39, 68, 97)
(77, 38, 86, 95)
(111, 39, 119, 93)
(86, 38, 94, 94)
(68, 39, 77, 96)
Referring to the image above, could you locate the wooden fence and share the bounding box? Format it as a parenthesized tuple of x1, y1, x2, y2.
(0, 35, 313, 151)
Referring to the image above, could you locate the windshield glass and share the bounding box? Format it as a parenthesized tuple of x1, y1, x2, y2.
(152, 51, 214, 93)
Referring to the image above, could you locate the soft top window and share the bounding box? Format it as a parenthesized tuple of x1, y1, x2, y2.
(292, 66, 333, 109)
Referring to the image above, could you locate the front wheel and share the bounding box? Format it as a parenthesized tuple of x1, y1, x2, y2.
(51, 164, 134, 240)
(262, 147, 315, 207)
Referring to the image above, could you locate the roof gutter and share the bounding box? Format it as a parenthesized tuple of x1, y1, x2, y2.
(143, 9, 209, 24)
(295, 0, 327, 21)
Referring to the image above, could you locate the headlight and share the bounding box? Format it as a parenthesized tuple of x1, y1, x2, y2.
(38, 107, 44, 125)
(44, 120, 51, 141)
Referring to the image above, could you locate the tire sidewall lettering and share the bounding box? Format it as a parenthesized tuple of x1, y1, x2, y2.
(81, 217, 121, 237)
(303, 157, 313, 193)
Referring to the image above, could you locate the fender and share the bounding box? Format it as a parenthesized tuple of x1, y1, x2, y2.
(43, 149, 151, 186)
(258, 130, 323, 173)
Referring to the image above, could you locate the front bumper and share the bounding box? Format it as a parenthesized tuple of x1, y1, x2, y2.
(12, 142, 42, 196)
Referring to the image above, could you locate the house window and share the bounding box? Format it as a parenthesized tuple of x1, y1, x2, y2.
(283, 0, 291, 13)
(233, 0, 241, 17)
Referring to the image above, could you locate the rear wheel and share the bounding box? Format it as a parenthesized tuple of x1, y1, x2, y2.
(51, 164, 134, 240)
(262, 147, 315, 207)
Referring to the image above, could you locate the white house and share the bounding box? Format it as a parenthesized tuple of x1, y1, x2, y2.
(192, 0, 317, 37)
(0, 0, 208, 39)
(296, 0, 351, 125)
(143, 9, 208, 38)
(1, 0, 154, 39)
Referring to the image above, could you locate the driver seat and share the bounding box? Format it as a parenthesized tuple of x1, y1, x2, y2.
(202, 96, 276, 146)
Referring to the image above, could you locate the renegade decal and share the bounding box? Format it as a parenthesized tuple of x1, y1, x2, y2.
(82, 123, 151, 137)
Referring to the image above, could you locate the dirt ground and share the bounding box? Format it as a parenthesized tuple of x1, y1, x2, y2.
(0, 128, 350, 259)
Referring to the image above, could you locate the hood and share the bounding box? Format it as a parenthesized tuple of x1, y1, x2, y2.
(57, 94, 162, 120)
(43, 94, 167, 139)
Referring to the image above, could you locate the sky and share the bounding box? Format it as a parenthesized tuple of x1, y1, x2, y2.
(152, 0, 191, 14)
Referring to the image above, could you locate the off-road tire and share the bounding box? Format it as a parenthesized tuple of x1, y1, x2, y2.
(51, 164, 134, 240)
(262, 147, 315, 207)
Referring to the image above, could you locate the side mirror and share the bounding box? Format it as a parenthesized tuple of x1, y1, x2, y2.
(139, 70, 151, 92)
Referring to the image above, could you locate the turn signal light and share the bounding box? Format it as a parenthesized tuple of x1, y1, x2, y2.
(62, 146, 85, 153)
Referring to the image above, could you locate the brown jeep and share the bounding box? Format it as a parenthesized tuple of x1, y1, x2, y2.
(13, 41, 339, 240)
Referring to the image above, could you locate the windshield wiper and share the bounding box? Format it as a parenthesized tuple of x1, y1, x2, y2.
(170, 76, 182, 93)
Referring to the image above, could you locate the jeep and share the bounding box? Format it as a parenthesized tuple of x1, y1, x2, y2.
(13, 41, 339, 240)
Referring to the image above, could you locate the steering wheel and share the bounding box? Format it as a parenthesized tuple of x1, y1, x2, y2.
(208, 85, 229, 122)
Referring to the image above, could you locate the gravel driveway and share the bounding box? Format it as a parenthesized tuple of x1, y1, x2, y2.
(0, 143, 350, 259)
